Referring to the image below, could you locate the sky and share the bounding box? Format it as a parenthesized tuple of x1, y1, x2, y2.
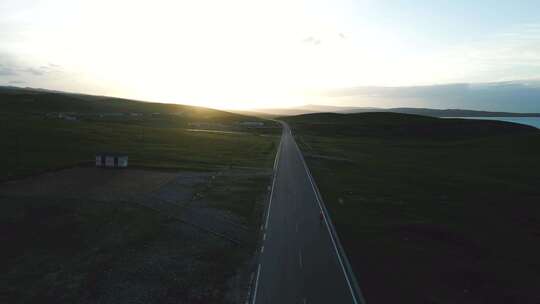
(1, 0, 540, 110)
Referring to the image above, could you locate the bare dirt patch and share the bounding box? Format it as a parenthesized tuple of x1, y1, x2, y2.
(0, 167, 270, 304)
(0, 167, 182, 201)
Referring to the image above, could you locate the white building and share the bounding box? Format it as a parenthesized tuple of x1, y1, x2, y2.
(96, 153, 128, 168)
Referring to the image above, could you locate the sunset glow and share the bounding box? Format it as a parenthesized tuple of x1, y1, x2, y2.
(1, 0, 540, 109)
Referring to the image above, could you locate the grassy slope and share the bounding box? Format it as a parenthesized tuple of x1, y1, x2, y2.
(1, 89, 279, 179)
(0, 89, 279, 303)
(284, 112, 540, 304)
(0, 88, 259, 121)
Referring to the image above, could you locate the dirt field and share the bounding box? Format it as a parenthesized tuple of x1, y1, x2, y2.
(0, 167, 182, 200)
(0, 167, 270, 303)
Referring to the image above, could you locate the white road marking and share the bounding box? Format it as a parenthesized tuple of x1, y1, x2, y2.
(273, 135, 282, 171)
(299, 249, 303, 268)
(251, 264, 261, 304)
(264, 137, 282, 230)
(252, 129, 283, 304)
(245, 273, 256, 304)
(263, 233, 266, 241)
(264, 177, 276, 230)
(294, 133, 360, 304)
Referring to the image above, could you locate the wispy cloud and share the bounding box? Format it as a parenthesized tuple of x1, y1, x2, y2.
(311, 80, 540, 112)
(0, 64, 16, 76)
(429, 23, 540, 83)
(0, 52, 64, 89)
(8, 80, 25, 84)
(302, 36, 321, 45)
(0, 52, 61, 79)
(23, 67, 44, 76)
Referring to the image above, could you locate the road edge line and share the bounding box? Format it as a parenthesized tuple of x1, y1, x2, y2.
(265, 134, 282, 229)
(251, 264, 261, 304)
(250, 124, 284, 304)
(290, 124, 367, 304)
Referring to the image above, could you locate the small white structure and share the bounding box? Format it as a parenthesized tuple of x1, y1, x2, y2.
(96, 153, 128, 168)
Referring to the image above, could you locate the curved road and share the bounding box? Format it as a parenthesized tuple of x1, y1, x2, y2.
(251, 123, 362, 304)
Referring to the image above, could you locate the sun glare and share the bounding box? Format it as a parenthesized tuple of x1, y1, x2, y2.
(6, 0, 536, 109)
(9, 0, 384, 109)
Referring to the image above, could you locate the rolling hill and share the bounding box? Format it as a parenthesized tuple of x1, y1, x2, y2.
(0, 86, 267, 124)
(283, 111, 540, 304)
(0, 86, 279, 179)
(250, 104, 540, 117)
(283, 112, 538, 139)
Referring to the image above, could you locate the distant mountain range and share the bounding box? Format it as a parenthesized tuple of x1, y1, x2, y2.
(247, 104, 540, 117)
(313, 81, 540, 112)
(239, 81, 540, 117)
(3, 83, 540, 118)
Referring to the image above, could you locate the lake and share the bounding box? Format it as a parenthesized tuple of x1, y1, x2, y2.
(449, 117, 540, 129)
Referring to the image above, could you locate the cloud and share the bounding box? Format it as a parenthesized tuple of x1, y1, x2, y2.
(8, 80, 25, 84)
(0, 64, 16, 76)
(23, 67, 45, 76)
(428, 23, 540, 83)
(0, 52, 61, 81)
(38, 63, 61, 71)
(313, 80, 540, 112)
(302, 36, 321, 46)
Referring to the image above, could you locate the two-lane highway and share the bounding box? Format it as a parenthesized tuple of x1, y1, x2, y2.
(252, 123, 361, 304)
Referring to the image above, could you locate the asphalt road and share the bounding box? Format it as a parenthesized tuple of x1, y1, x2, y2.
(252, 123, 359, 304)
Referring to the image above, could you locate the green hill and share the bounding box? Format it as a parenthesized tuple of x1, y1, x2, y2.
(0, 86, 265, 124)
(284, 111, 540, 304)
(283, 112, 537, 139)
(1, 87, 279, 180)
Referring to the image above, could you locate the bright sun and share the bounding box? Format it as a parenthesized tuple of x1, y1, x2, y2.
(16, 0, 376, 109)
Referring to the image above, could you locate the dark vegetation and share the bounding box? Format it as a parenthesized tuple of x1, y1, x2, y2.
(0, 86, 264, 122)
(248, 103, 540, 117)
(1, 87, 279, 180)
(0, 172, 271, 303)
(0, 88, 279, 303)
(285, 112, 538, 138)
(284, 112, 540, 304)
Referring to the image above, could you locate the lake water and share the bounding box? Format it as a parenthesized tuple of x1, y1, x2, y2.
(449, 117, 540, 129)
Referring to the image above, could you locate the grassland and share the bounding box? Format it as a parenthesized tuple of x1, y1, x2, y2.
(0, 88, 279, 303)
(2, 113, 277, 178)
(284, 112, 540, 304)
(1, 88, 279, 179)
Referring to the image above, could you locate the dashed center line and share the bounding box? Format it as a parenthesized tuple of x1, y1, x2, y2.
(298, 249, 303, 268)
